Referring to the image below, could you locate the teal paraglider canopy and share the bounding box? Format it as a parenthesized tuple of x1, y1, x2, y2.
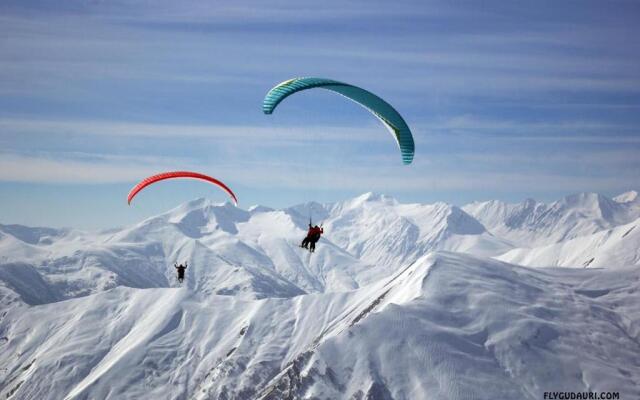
(263, 77, 415, 165)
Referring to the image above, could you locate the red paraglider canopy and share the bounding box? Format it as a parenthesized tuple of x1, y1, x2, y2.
(127, 171, 238, 206)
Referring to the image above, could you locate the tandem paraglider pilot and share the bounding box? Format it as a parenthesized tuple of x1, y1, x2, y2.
(300, 224, 324, 253)
(174, 262, 188, 283)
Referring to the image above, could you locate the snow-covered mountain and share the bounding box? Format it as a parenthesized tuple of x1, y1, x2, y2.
(1, 192, 639, 399)
(614, 190, 639, 204)
(2, 252, 638, 399)
(497, 217, 640, 268)
(294, 193, 512, 280)
(463, 192, 640, 247)
(0, 193, 511, 303)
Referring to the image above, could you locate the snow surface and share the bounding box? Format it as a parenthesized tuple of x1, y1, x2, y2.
(1, 192, 639, 399)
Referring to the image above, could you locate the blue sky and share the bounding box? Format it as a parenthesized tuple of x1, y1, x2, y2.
(1, 0, 639, 228)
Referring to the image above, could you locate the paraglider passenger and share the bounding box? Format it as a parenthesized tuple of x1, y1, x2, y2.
(309, 225, 324, 253)
(174, 262, 188, 283)
(300, 223, 314, 249)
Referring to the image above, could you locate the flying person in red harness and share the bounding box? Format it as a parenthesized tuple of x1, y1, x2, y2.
(300, 223, 314, 249)
(309, 225, 323, 253)
(300, 224, 324, 252)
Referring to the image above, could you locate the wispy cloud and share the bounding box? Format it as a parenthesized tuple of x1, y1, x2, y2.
(414, 116, 640, 139)
(2, 2, 639, 102)
(5, 116, 639, 143)
(0, 153, 171, 184)
(3, 148, 638, 195)
(0, 118, 387, 143)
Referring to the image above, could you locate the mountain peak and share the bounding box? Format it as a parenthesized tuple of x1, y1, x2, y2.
(248, 205, 275, 214)
(175, 197, 215, 210)
(168, 197, 239, 215)
(557, 192, 611, 210)
(353, 192, 396, 204)
(613, 190, 639, 204)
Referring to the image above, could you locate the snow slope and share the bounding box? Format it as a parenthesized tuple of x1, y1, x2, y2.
(1, 253, 638, 399)
(259, 253, 640, 399)
(497, 217, 640, 269)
